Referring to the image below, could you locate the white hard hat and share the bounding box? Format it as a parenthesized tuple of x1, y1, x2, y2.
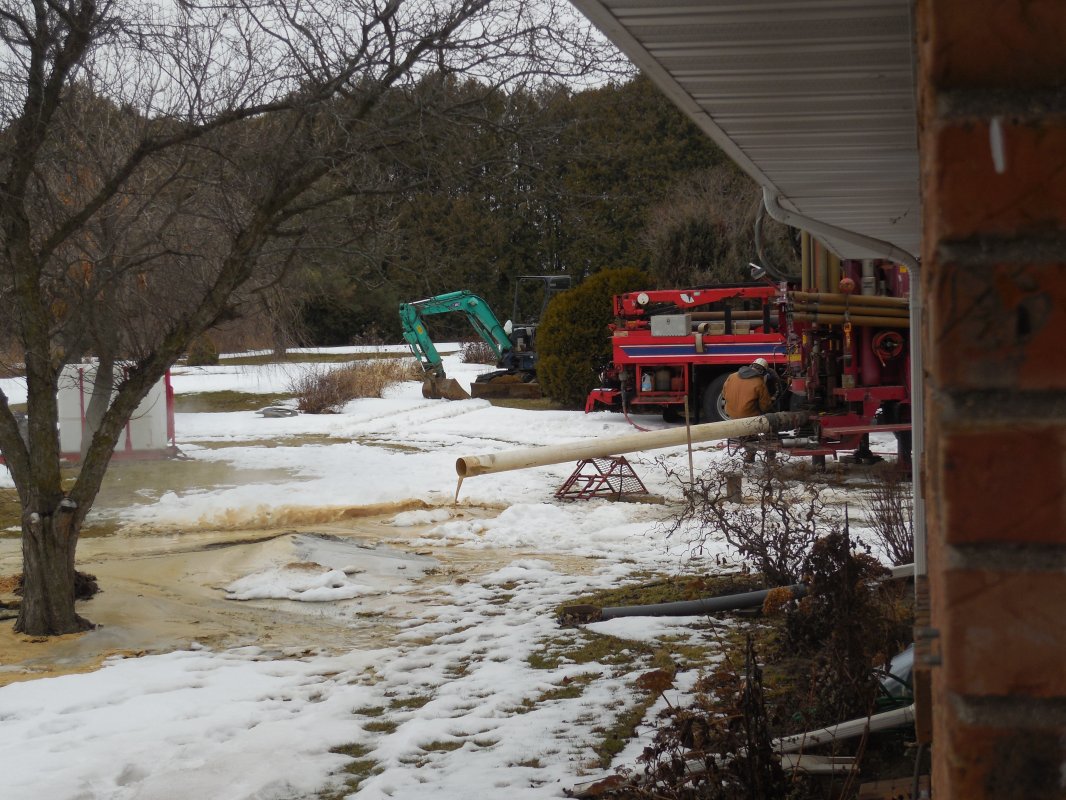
(752, 358, 769, 371)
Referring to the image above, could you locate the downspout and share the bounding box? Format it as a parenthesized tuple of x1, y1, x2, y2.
(908, 265, 926, 579)
(761, 188, 926, 583)
(753, 202, 801, 283)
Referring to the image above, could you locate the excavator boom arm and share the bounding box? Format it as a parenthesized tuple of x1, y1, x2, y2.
(399, 303, 445, 376)
(399, 291, 513, 375)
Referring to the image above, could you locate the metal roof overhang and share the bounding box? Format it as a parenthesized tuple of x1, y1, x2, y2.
(569, 0, 921, 261)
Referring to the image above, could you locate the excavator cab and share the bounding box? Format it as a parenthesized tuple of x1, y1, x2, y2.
(508, 275, 571, 356)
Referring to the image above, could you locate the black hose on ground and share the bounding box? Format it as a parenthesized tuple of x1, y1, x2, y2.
(598, 584, 807, 620)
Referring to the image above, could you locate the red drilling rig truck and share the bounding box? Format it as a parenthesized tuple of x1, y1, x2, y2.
(586, 249, 913, 465)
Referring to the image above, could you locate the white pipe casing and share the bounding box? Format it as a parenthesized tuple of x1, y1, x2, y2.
(774, 704, 915, 754)
(455, 411, 808, 478)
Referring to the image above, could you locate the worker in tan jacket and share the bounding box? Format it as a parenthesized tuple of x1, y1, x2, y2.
(722, 358, 774, 418)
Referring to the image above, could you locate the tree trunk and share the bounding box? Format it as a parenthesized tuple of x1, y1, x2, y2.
(15, 509, 92, 635)
(82, 359, 115, 459)
(272, 323, 288, 360)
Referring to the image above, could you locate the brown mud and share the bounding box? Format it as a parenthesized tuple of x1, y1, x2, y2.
(0, 501, 595, 687)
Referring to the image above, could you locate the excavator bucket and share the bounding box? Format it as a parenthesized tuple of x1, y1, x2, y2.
(422, 375, 470, 401)
(469, 372, 542, 399)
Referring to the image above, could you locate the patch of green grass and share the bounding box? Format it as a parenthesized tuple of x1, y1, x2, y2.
(536, 672, 599, 703)
(511, 757, 542, 768)
(528, 631, 655, 672)
(509, 701, 534, 715)
(330, 742, 372, 759)
(509, 684, 579, 715)
(518, 626, 732, 770)
(363, 719, 398, 734)
(174, 391, 295, 413)
(421, 740, 464, 753)
(568, 632, 654, 667)
(352, 705, 386, 717)
(389, 695, 432, 711)
(591, 692, 658, 769)
(653, 634, 717, 667)
(537, 683, 585, 702)
(320, 744, 379, 799)
(558, 571, 766, 618)
(443, 659, 472, 680)
(527, 645, 565, 671)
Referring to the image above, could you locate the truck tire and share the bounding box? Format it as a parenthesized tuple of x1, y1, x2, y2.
(701, 373, 731, 423)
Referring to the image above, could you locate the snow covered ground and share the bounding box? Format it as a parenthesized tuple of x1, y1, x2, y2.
(0, 350, 896, 800)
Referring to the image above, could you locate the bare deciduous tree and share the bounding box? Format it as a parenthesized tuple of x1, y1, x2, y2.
(0, 0, 618, 635)
(642, 163, 801, 288)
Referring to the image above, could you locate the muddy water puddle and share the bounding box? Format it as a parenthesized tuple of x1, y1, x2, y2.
(89, 458, 296, 517)
(0, 503, 604, 686)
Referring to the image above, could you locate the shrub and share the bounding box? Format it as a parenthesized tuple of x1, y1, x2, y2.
(459, 339, 497, 365)
(664, 453, 839, 586)
(636, 635, 792, 800)
(186, 335, 220, 366)
(861, 465, 914, 566)
(536, 267, 649, 407)
(290, 359, 421, 413)
(784, 522, 906, 727)
(350, 324, 389, 347)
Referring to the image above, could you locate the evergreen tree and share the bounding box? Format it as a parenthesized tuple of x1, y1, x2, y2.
(537, 267, 649, 407)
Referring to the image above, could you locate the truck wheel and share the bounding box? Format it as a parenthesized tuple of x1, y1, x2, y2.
(662, 407, 685, 423)
(701, 373, 731, 423)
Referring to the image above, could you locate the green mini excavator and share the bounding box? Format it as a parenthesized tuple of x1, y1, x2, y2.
(399, 276, 569, 400)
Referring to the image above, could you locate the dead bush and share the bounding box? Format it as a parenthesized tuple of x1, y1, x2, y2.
(619, 524, 913, 799)
(349, 324, 389, 347)
(861, 466, 913, 566)
(629, 635, 797, 800)
(290, 359, 421, 413)
(459, 339, 497, 365)
(784, 521, 903, 727)
(663, 454, 841, 586)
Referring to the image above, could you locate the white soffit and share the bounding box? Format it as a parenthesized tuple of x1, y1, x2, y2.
(570, 0, 921, 260)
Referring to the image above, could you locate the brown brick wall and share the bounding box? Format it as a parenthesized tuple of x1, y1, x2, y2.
(916, 1, 1066, 797)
